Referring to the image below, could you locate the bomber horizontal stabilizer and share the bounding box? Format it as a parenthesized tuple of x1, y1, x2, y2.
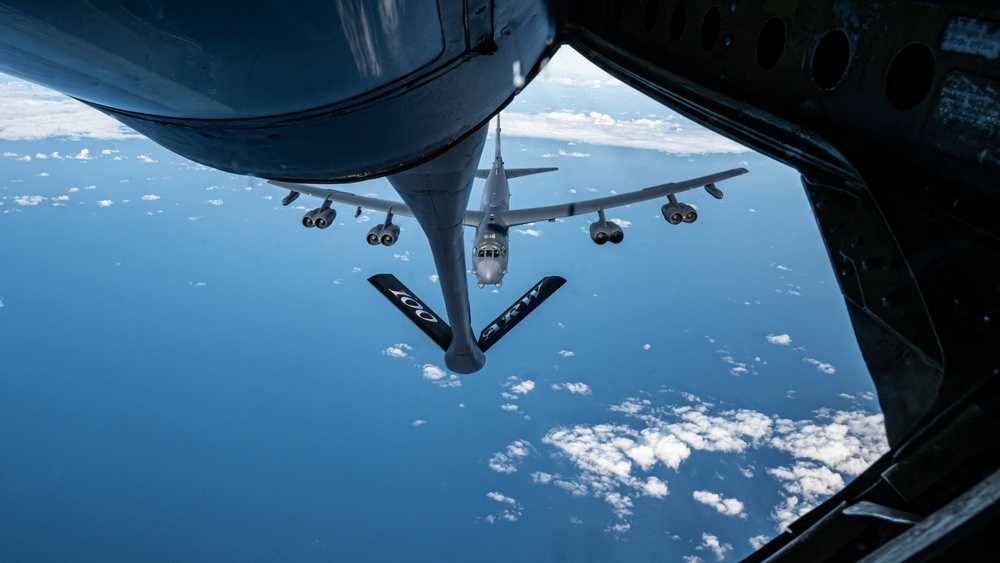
(475, 167, 558, 179)
(368, 274, 452, 351)
(478, 276, 566, 352)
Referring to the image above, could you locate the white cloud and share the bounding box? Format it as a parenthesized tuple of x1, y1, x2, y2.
(776, 265, 792, 271)
(643, 344, 651, 350)
(804, 357, 836, 374)
(484, 492, 523, 523)
(539, 392, 887, 534)
(428, 274, 439, 283)
(642, 476, 669, 498)
(551, 382, 592, 395)
(608, 217, 631, 228)
(770, 409, 887, 476)
(14, 195, 45, 206)
(393, 252, 411, 262)
(698, 533, 733, 561)
(411, 419, 426, 427)
(507, 378, 535, 395)
(766, 334, 792, 345)
(0, 297, 4, 308)
(488, 440, 533, 474)
(531, 472, 553, 484)
(514, 228, 542, 237)
(766, 409, 888, 531)
(206, 199, 224, 206)
(420, 363, 461, 388)
(692, 490, 748, 518)
(500, 111, 747, 155)
(604, 492, 633, 520)
(500, 404, 519, 412)
(0, 82, 143, 140)
(96, 199, 113, 207)
(749, 535, 770, 550)
(137, 154, 156, 163)
(140, 194, 160, 201)
(557, 350, 575, 357)
(382, 343, 412, 359)
(68, 187, 80, 193)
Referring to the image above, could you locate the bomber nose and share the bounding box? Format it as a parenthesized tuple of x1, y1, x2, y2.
(476, 259, 502, 285)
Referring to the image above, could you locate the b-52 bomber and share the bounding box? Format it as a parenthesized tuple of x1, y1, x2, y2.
(269, 119, 747, 374)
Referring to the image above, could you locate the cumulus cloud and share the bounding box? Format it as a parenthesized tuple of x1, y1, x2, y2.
(484, 492, 523, 524)
(140, 194, 160, 201)
(698, 533, 733, 561)
(506, 377, 535, 395)
(411, 419, 426, 427)
(421, 364, 461, 388)
(766, 409, 888, 530)
(551, 382, 592, 395)
(14, 195, 45, 206)
(382, 343, 412, 359)
(692, 490, 748, 518)
(514, 228, 542, 237)
(488, 440, 533, 474)
(749, 535, 770, 550)
(804, 357, 836, 374)
(500, 111, 747, 155)
(96, 199, 113, 207)
(558, 350, 575, 357)
(767, 334, 792, 345)
(538, 393, 888, 533)
(0, 82, 143, 140)
(642, 476, 669, 498)
(137, 154, 156, 163)
(206, 199, 224, 206)
(428, 274, 439, 283)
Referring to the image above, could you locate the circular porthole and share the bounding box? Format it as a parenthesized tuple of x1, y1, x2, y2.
(812, 30, 850, 89)
(756, 17, 785, 69)
(670, 1, 687, 41)
(701, 6, 721, 51)
(885, 43, 935, 110)
(645, 0, 659, 31)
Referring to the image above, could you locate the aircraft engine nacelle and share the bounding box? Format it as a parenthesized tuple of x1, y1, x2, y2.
(380, 224, 401, 246)
(314, 208, 336, 229)
(661, 204, 685, 225)
(607, 221, 624, 244)
(680, 204, 698, 223)
(590, 222, 610, 245)
(367, 225, 383, 245)
(302, 208, 321, 228)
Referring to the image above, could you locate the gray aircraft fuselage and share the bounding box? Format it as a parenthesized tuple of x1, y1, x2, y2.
(471, 132, 512, 289)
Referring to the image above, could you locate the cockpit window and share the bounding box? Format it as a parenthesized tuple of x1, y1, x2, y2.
(478, 249, 485, 258)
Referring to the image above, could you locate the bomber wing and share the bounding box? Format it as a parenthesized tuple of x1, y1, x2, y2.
(499, 168, 748, 227)
(267, 180, 415, 218)
(269, 179, 488, 228)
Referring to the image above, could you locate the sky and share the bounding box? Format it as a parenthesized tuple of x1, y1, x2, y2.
(0, 47, 888, 562)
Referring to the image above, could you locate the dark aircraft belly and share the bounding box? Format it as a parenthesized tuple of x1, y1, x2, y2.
(0, 1, 558, 181)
